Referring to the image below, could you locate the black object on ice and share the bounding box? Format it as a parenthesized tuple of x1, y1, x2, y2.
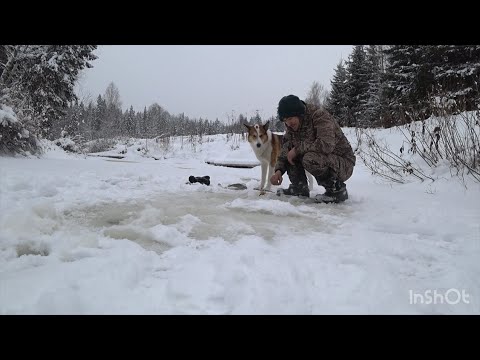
(189, 175, 211, 186)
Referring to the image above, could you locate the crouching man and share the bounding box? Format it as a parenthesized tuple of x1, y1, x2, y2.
(270, 94, 356, 203)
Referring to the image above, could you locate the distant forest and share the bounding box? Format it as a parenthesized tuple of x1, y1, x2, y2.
(1, 45, 479, 155)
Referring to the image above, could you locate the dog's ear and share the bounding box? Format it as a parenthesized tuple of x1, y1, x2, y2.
(243, 123, 251, 130)
(264, 120, 270, 130)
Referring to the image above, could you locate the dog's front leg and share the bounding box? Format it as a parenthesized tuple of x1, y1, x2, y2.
(264, 164, 273, 191)
(254, 162, 267, 190)
(259, 162, 267, 190)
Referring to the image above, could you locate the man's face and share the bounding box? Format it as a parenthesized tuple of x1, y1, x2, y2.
(284, 116, 300, 131)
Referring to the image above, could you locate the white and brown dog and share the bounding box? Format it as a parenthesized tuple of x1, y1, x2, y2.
(244, 121, 314, 192)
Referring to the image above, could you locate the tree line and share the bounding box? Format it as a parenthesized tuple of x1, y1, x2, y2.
(325, 45, 480, 128)
(50, 83, 281, 142)
(1, 45, 478, 155)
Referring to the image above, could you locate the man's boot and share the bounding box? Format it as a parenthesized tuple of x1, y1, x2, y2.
(314, 177, 348, 203)
(276, 182, 310, 197)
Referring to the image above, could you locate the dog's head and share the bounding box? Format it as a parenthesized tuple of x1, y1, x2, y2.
(244, 121, 270, 149)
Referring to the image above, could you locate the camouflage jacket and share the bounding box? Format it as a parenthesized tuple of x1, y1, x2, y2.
(274, 104, 356, 175)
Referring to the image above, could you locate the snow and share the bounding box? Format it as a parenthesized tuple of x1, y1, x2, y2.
(0, 128, 479, 314)
(0, 105, 18, 126)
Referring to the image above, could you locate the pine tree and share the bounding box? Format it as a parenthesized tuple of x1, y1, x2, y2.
(123, 106, 136, 136)
(76, 101, 88, 136)
(249, 111, 262, 125)
(84, 102, 95, 140)
(93, 95, 106, 135)
(383, 45, 433, 123)
(238, 114, 248, 126)
(345, 45, 370, 127)
(147, 103, 166, 137)
(141, 106, 148, 137)
(0, 45, 97, 153)
(326, 60, 350, 126)
(429, 45, 480, 111)
(134, 111, 143, 137)
(52, 99, 83, 139)
(363, 45, 383, 127)
(2, 45, 97, 135)
(0, 103, 37, 154)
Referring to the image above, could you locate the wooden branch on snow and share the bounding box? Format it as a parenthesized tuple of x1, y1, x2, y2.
(205, 160, 259, 169)
(87, 154, 125, 159)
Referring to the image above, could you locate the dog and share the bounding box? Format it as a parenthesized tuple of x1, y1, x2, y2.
(244, 121, 314, 192)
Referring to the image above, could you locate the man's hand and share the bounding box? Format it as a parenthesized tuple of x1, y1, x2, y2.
(287, 147, 297, 165)
(270, 170, 283, 186)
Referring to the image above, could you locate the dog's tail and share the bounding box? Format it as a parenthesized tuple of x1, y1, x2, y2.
(306, 171, 315, 191)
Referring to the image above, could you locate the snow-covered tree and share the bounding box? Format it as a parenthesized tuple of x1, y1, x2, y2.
(0, 103, 37, 154)
(345, 45, 370, 127)
(147, 103, 169, 137)
(0, 45, 97, 154)
(362, 45, 384, 127)
(249, 111, 262, 125)
(428, 45, 480, 111)
(50, 99, 83, 139)
(326, 60, 350, 126)
(123, 106, 136, 136)
(93, 95, 106, 135)
(383, 45, 433, 123)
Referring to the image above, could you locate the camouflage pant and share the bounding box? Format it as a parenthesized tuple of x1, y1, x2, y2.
(286, 151, 355, 187)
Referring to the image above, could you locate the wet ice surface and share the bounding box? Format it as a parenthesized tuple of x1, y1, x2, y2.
(62, 189, 354, 251)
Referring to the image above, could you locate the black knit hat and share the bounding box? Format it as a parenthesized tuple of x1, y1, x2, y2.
(277, 95, 306, 121)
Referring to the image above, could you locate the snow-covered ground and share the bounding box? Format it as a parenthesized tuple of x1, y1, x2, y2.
(1, 129, 479, 314)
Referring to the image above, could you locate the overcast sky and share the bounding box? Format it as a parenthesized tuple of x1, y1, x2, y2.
(76, 45, 353, 122)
